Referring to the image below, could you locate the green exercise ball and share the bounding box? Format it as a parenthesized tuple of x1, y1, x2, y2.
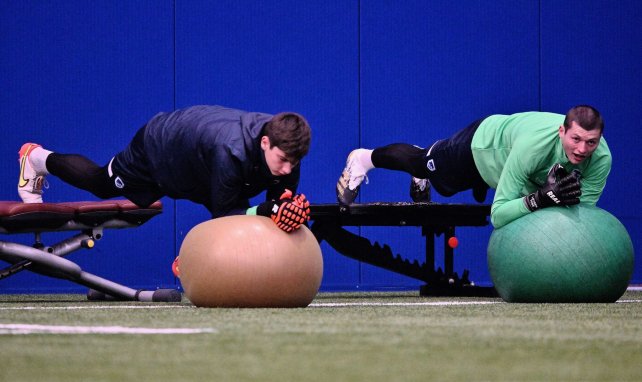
(488, 205, 634, 303)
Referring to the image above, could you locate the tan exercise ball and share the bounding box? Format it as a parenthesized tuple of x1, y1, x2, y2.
(178, 215, 323, 308)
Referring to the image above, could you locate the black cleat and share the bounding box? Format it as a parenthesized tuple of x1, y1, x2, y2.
(410, 177, 431, 203)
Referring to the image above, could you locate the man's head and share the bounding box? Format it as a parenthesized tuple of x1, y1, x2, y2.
(559, 105, 603, 165)
(261, 112, 311, 176)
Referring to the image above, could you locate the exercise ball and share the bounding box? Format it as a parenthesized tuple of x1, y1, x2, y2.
(178, 215, 323, 308)
(488, 205, 634, 303)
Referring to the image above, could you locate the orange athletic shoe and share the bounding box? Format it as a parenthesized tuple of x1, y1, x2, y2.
(18, 143, 46, 203)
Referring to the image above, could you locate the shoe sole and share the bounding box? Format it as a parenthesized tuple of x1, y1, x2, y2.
(336, 152, 361, 205)
(336, 168, 359, 205)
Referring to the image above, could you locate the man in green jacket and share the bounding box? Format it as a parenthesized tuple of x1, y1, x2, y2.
(336, 105, 611, 228)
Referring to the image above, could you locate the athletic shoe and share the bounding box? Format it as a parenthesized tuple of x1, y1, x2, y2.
(18, 143, 47, 203)
(410, 177, 431, 203)
(336, 149, 369, 205)
(171, 256, 181, 277)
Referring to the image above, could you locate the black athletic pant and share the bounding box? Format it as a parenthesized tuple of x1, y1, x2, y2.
(46, 153, 121, 199)
(45, 126, 164, 207)
(370, 119, 490, 202)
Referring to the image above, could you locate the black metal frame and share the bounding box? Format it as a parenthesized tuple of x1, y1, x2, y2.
(309, 202, 497, 296)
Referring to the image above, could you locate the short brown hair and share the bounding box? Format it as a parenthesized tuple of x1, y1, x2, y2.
(263, 112, 311, 161)
(564, 105, 604, 133)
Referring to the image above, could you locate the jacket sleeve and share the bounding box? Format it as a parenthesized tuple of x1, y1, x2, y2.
(490, 149, 535, 228)
(208, 148, 250, 218)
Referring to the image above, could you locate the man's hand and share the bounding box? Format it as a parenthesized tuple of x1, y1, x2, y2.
(257, 189, 310, 232)
(523, 164, 582, 211)
(292, 193, 311, 219)
(278, 190, 311, 221)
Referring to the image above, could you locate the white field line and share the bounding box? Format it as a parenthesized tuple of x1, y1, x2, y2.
(0, 301, 504, 310)
(310, 299, 642, 307)
(0, 323, 216, 335)
(0, 305, 193, 311)
(309, 301, 502, 307)
(0, 298, 640, 311)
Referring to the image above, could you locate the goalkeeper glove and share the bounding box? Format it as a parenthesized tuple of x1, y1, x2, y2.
(257, 189, 310, 232)
(523, 164, 582, 211)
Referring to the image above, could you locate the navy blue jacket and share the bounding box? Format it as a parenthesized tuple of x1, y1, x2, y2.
(142, 105, 299, 217)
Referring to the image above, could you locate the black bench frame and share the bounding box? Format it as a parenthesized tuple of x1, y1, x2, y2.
(309, 202, 496, 296)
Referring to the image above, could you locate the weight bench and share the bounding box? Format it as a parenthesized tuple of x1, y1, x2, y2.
(0, 199, 181, 302)
(309, 202, 497, 296)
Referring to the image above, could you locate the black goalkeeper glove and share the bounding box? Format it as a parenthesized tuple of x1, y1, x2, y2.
(523, 164, 582, 212)
(257, 189, 310, 233)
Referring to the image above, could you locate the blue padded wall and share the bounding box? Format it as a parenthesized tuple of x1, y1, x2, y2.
(1, 0, 641, 293)
(172, 0, 360, 289)
(0, 1, 176, 292)
(539, 0, 642, 282)
(358, 0, 540, 288)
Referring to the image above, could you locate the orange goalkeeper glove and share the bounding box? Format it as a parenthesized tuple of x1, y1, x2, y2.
(257, 189, 310, 232)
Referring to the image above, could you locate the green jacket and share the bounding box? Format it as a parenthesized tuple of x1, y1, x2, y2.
(471, 112, 612, 228)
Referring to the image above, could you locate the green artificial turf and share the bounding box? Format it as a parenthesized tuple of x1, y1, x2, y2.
(1, 291, 641, 382)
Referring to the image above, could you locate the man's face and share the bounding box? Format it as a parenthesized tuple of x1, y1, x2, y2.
(261, 136, 297, 176)
(559, 121, 602, 165)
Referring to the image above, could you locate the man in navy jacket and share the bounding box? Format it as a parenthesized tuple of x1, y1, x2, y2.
(18, 105, 312, 232)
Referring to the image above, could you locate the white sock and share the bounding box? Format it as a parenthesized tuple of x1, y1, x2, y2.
(355, 149, 375, 172)
(29, 147, 53, 175)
